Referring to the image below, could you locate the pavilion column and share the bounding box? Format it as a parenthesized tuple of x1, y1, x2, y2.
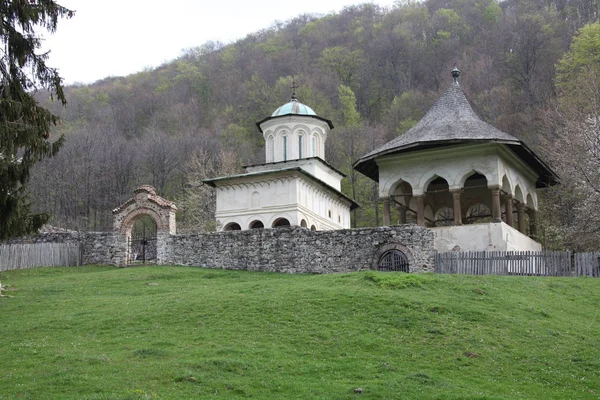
(504, 195, 514, 227)
(527, 208, 537, 239)
(415, 195, 425, 226)
(397, 204, 407, 224)
(383, 197, 391, 226)
(516, 203, 526, 234)
(450, 189, 462, 225)
(490, 186, 502, 222)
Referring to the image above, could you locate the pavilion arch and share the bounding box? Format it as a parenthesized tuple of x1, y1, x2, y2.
(514, 185, 525, 203)
(526, 193, 536, 209)
(456, 169, 494, 189)
(419, 172, 452, 194)
(501, 175, 512, 196)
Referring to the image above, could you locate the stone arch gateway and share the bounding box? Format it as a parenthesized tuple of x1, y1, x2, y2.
(112, 186, 177, 265)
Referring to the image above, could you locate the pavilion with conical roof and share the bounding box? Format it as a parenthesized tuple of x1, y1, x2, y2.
(354, 68, 558, 251)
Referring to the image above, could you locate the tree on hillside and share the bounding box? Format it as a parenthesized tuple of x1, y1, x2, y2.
(0, 0, 73, 239)
(538, 22, 600, 250)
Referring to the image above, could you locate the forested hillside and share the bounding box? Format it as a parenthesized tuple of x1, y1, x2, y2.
(31, 0, 600, 250)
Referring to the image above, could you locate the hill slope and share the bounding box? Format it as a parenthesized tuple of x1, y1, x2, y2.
(1, 266, 598, 399)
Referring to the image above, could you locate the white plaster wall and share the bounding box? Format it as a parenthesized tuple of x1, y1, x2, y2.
(259, 116, 330, 163)
(377, 143, 539, 209)
(432, 222, 542, 252)
(246, 159, 343, 191)
(214, 173, 351, 231)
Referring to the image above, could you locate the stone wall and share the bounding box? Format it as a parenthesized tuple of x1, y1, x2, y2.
(2, 225, 435, 273)
(164, 225, 434, 273)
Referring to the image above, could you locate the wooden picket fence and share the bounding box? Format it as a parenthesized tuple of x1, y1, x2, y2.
(435, 251, 599, 277)
(574, 252, 600, 277)
(0, 243, 82, 271)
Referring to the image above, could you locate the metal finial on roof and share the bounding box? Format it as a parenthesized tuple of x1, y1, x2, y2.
(290, 80, 299, 101)
(451, 66, 461, 84)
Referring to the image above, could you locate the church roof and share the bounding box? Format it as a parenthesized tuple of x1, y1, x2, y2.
(353, 70, 558, 187)
(272, 100, 317, 116)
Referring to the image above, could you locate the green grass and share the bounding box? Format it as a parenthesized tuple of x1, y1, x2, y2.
(1, 266, 599, 399)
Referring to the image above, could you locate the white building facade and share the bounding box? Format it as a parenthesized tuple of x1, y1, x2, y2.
(204, 96, 357, 231)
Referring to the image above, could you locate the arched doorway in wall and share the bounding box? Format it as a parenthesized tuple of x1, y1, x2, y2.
(373, 243, 414, 273)
(377, 249, 410, 272)
(272, 218, 291, 228)
(249, 220, 264, 229)
(112, 186, 177, 267)
(128, 214, 158, 264)
(224, 222, 242, 231)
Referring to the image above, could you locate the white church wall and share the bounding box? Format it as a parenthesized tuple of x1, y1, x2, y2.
(214, 173, 351, 231)
(432, 222, 542, 252)
(246, 158, 343, 191)
(260, 116, 330, 163)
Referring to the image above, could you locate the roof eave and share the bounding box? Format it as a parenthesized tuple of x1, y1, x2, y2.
(256, 113, 334, 133)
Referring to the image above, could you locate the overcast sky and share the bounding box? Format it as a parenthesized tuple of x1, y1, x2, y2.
(40, 0, 396, 85)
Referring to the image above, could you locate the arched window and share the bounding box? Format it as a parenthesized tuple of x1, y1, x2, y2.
(311, 135, 318, 157)
(310, 225, 317, 231)
(272, 218, 291, 228)
(224, 222, 242, 231)
(249, 220, 264, 229)
(282, 136, 288, 161)
(298, 134, 303, 159)
(300, 219, 307, 228)
(266, 135, 274, 162)
(378, 250, 409, 272)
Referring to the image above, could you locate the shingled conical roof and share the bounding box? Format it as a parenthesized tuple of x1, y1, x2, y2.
(354, 70, 558, 187)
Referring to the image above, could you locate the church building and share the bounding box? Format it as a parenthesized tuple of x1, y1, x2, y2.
(204, 88, 358, 231)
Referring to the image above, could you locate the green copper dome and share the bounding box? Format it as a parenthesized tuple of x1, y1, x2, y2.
(271, 99, 317, 117)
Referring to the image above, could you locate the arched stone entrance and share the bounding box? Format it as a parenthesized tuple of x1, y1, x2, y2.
(112, 186, 177, 266)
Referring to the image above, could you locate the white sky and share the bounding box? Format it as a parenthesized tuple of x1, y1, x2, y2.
(40, 0, 396, 85)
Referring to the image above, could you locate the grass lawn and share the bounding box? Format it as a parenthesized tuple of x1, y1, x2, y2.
(0, 265, 599, 399)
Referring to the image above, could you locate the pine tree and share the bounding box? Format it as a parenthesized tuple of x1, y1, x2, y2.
(0, 0, 73, 239)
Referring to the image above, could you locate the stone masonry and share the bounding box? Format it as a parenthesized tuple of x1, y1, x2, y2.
(4, 225, 435, 273)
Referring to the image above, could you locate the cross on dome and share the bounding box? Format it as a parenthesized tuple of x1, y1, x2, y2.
(290, 79, 299, 101)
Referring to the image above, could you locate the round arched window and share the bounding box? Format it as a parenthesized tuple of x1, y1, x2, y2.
(224, 222, 242, 231)
(378, 250, 409, 272)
